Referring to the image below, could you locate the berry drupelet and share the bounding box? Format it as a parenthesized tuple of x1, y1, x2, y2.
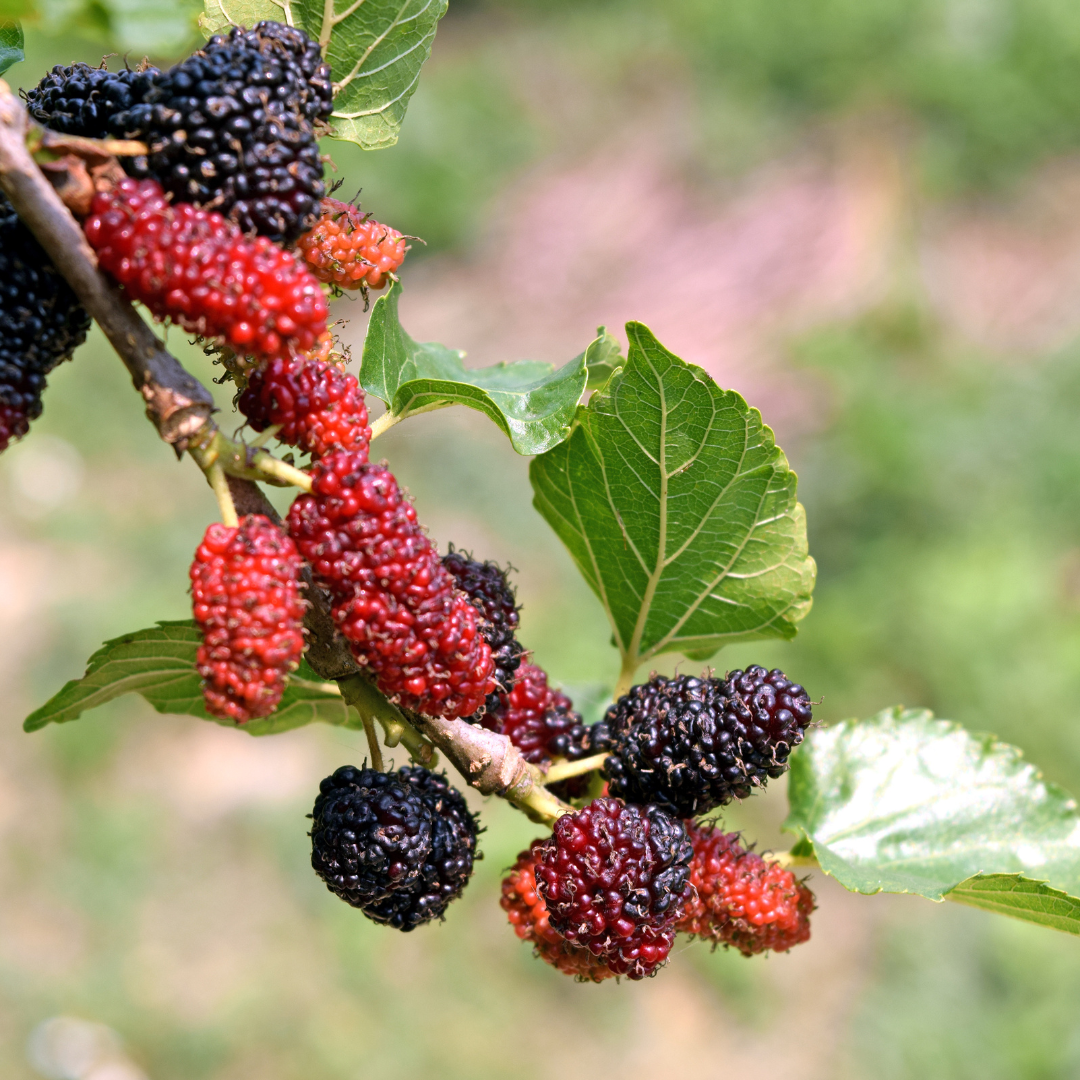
(501, 840, 616, 982)
(535, 798, 692, 979)
(286, 451, 495, 718)
(0, 194, 90, 453)
(25, 62, 160, 138)
(239, 356, 371, 460)
(441, 546, 523, 718)
(297, 197, 408, 290)
(362, 767, 479, 930)
(678, 822, 814, 956)
(190, 514, 306, 722)
(85, 178, 328, 361)
(595, 667, 813, 818)
(109, 21, 331, 242)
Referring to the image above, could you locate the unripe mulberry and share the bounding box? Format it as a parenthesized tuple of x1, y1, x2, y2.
(190, 514, 306, 723)
(297, 198, 407, 290)
(501, 840, 616, 982)
(310, 765, 435, 907)
(239, 357, 371, 459)
(678, 823, 814, 956)
(441, 547, 522, 717)
(85, 178, 328, 361)
(109, 22, 330, 242)
(286, 452, 495, 717)
(595, 668, 813, 817)
(24, 62, 160, 138)
(362, 767, 479, 930)
(0, 194, 90, 453)
(535, 798, 692, 979)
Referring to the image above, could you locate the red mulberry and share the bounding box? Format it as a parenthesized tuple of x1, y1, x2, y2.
(190, 514, 306, 723)
(501, 840, 616, 982)
(85, 178, 328, 361)
(238, 356, 371, 460)
(677, 823, 814, 956)
(297, 198, 407, 290)
(535, 798, 692, 979)
(286, 452, 495, 717)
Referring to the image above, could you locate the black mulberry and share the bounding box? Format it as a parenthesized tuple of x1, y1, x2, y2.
(24, 62, 160, 138)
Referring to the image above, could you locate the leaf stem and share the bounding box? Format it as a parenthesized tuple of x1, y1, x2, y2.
(772, 850, 820, 870)
(612, 659, 637, 702)
(369, 410, 400, 441)
(287, 675, 342, 695)
(207, 461, 239, 528)
(544, 752, 609, 784)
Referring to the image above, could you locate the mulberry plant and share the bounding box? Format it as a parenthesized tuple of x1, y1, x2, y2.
(12, 2, 1080, 1002)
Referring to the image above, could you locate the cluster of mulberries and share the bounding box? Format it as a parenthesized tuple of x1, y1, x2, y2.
(297, 197, 408, 290)
(287, 452, 494, 718)
(25, 62, 159, 138)
(310, 764, 478, 929)
(189, 514, 306, 722)
(85, 178, 328, 361)
(0, 194, 90, 453)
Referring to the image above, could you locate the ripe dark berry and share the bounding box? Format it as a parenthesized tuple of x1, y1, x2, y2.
(596, 668, 813, 817)
(238, 357, 371, 459)
(441, 546, 522, 717)
(362, 767, 479, 930)
(286, 452, 495, 718)
(85, 178, 328, 361)
(24, 62, 160, 138)
(190, 514, 306, 723)
(297, 198, 407, 290)
(109, 22, 330, 242)
(310, 765, 436, 908)
(678, 822, 814, 956)
(535, 798, 692, 979)
(501, 840, 616, 982)
(0, 194, 90, 453)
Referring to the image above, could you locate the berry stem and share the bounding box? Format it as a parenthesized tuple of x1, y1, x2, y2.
(247, 423, 283, 449)
(543, 752, 610, 785)
(251, 451, 313, 492)
(338, 673, 436, 767)
(360, 711, 385, 772)
(207, 460, 239, 528)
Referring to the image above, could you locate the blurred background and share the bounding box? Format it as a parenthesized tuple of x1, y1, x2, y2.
(2, 0, 1080, 1076)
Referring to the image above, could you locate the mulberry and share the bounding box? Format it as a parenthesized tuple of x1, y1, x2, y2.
(595, 668, 813, 818)
(310, 765, 435, 907)
(0, 193, 90, 453)
(238, 356, 371, 459)
(501, 840, 616, 982)
(535, 798, 692, 979)
(678, 823, 814, 956)
(286, 452, 495, 718)
(190, 514, 306, 722)
(362, 767, 479, 930)
(24, 62, 160, 138)
(441, 546, 522, 718)
(108, 21, 330, 242)
(85, 178, 328, 362)
(297, 197, 408, 290)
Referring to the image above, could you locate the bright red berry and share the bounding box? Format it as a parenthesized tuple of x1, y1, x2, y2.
(286, 452, 495, 718)
(238, 357, 371, 459)
(85, 178, 328, 361)
(190, 514, 307, 723)
(296, 197, 407, 290)
(501, 840, 617, 982)
(678, 822, 814, 956)
(535, 798, 692, 979)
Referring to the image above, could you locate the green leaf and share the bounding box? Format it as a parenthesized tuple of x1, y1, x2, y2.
(0, 22, 23, 76)
(581, 326, 624, 391)
(784, 707, 1080, 933)
(529, 322, 815, 679)
(361, 281, 590, 455)
(25, 621, 353, 737)
(201, 0, 447, 150)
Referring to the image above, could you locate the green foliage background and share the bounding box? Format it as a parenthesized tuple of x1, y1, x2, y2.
(4, 0, 1080, 1078)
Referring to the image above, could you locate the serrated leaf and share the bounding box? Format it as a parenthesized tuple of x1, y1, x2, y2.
(201, 0, 446, 150)
(361, 281, 590, 455)
(784, 707, 1080, 909)
(0, 22, 23, 75)
(25, 621, 353, 737)
(946, 874, 1080, 935)
(530, 322, 815, 680)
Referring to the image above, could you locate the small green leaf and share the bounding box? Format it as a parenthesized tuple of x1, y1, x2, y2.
(784, 707, 1080, 932)
(530, 322, 815, 679)
(201, 0, 447, 150)
(581, 326, 624, 391)
(25, 621, 353, 737)
(0, 22, 23, 76)
(361, 281, 590, 455)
